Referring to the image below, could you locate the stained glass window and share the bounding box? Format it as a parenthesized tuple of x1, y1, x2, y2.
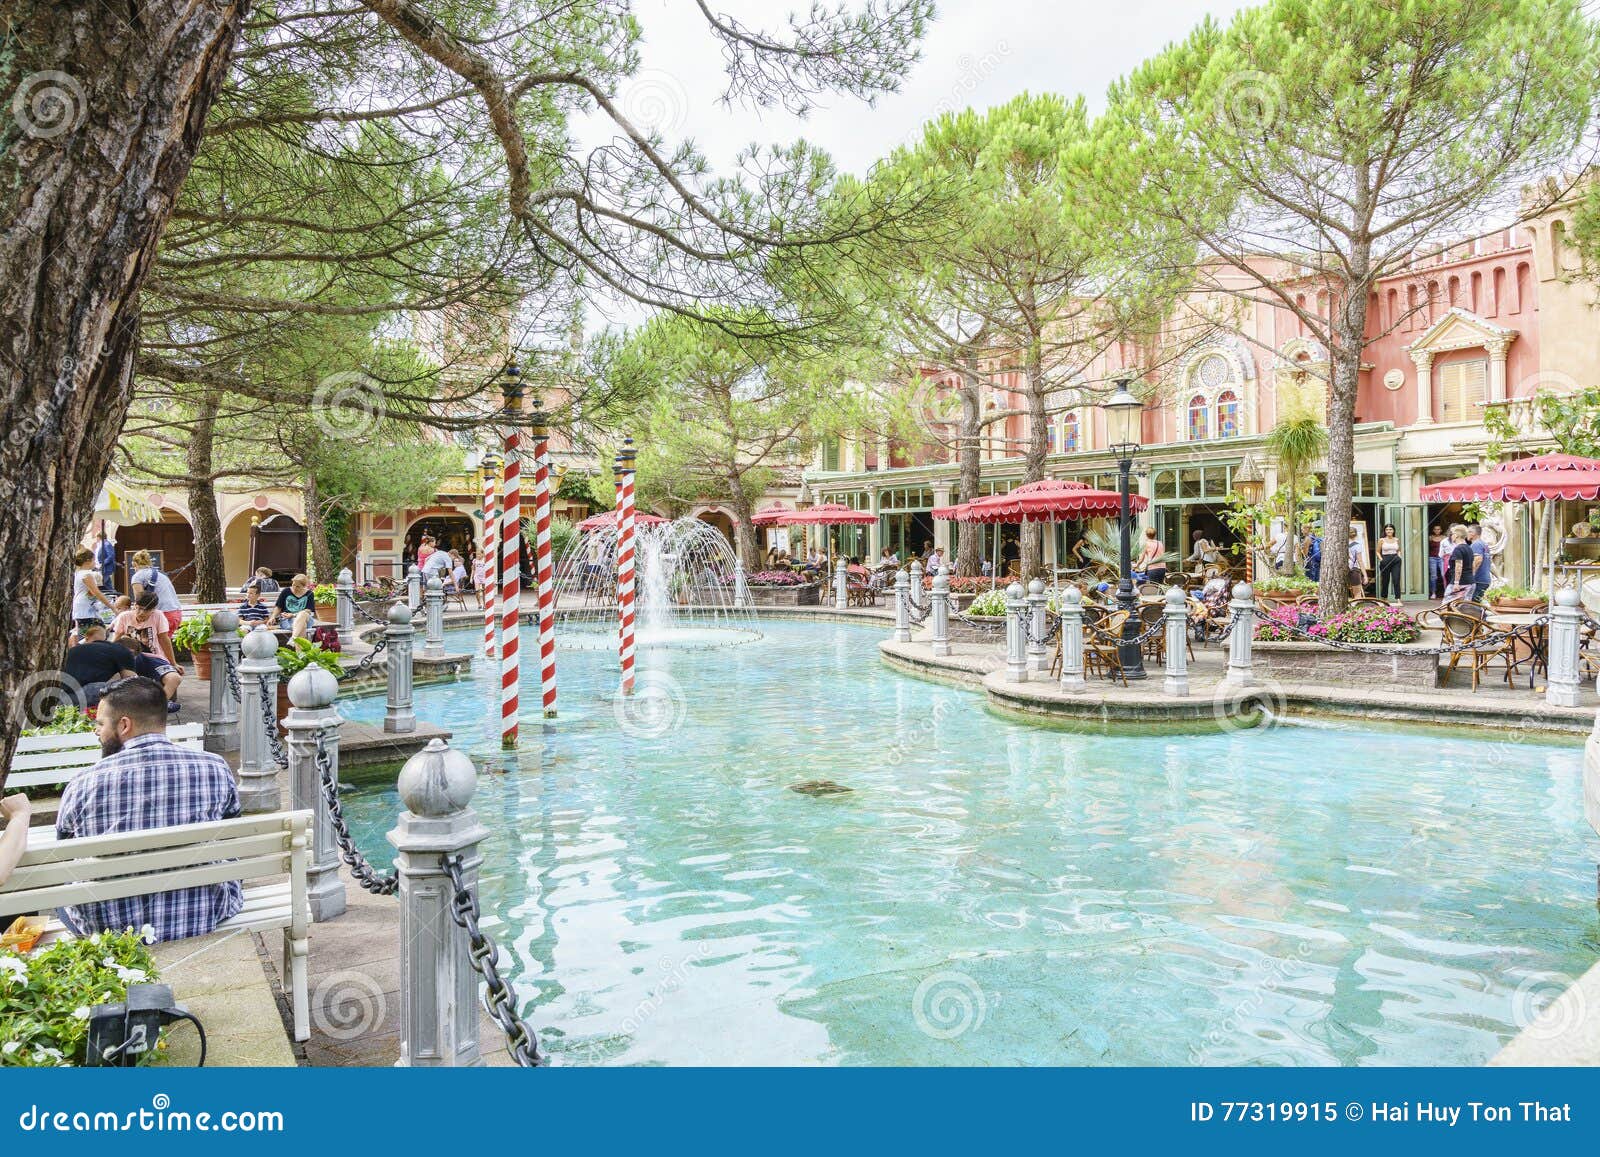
(1186, 395, 1209, 441)
(1215, 390, 1241, 438)
(1062, 412, 1080, 452)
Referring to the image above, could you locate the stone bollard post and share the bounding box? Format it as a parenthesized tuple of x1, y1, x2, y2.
(407, 565, 423, 611)
(236, 627, 283, 813)
(389, 738, 491, 1067)
(1026, 578, 1049, 674)
(930, 567, 951, 657)
(834, 559, 849, 610)
(1163, 586, 1190, 697)
(1058, 585, 1085, 692)
(335, 567, 356, 649)
(284, 666, 347, 922)
(385, 601, 416, 734)
(422, 575, 446, 659)
(1546, 587, 1582, 708)
(894, 569, 912, 643)
(1005, 581, 1028, 683)
(733, 558, 750, 608)
(204, 609, 242, 754)
(1223, 582, 1256, 687)
(909, 559, 924, 610)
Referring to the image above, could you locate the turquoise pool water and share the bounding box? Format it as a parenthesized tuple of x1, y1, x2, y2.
(337, 621, 1600, 1066)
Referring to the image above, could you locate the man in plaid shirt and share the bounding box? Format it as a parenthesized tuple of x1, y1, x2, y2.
(56, 677, 243, 941)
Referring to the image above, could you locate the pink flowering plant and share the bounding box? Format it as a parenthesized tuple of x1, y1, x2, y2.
(747, 570, 807, 586)
(1255, 602, 1419, 644)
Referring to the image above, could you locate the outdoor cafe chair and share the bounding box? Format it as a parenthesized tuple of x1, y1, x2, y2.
(1083, 609, 1131, 687)
(1438, 610, 1514, 691)
(1138, 602, 1166, 662)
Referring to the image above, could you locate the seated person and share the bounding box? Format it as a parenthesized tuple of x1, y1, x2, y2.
(243, 566, 280, 596)
(114, 633, 183, 713)
(62, 622, 136, 707)
(237, 580, 273, 624)
(0, 794, 29, 889)
(111, 589, 177, 665)
(449, 552, 468, 593)
(55, 677, 243, 942)
(271, 573, 317, 638)
(846, 556, 870, 583)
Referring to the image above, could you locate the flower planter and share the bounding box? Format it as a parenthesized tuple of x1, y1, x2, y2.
(191, 647, 212, 681)
(1253, 640, 1438, 690)
(1487, 597, 1547, 613)
(747, 583, 820, 607)
(315, 602, 337, 623)
(1256, 589, 1306, 605)
(275, 680, 291, 725)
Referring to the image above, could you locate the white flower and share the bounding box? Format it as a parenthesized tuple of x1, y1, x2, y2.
(73, 1007, 90, 1020)
(0, 956, 27, 982)
(89, 933, 102, 945)
(2, 1041, 19, 1055)
(101, 956, 116, 969)
(139, 924, 156, 944)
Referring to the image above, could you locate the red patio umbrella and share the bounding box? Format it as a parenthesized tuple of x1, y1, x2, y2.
(574, 510, 669, 533)
(933, 479, 1145, 585)
(1421, 452, 1600, 595)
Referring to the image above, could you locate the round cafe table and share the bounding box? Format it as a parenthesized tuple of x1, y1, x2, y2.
(1484, 611, 1547, 688)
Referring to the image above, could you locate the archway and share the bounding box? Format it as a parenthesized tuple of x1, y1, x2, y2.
(696, 509, 735, 545)
(403, 513, 476, 569)
(114, 509, 196, 594)
(223, 507, 295, 591)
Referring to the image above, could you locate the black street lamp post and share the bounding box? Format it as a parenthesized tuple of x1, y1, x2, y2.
(1102, 374, 1147, 680)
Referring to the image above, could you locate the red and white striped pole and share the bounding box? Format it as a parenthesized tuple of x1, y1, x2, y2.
(616, 437, 637, 695)
(481, 454, 499, 662)
(530, 404, 557, 717)
(499, 364, 523, 748)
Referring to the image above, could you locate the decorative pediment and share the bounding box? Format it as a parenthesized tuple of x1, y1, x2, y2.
(1406, 307, 1518, 359)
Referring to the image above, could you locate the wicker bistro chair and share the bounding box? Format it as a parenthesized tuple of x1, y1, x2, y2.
(1348, 596, 1394, 612)
(1138, 602, 1166, 662)
(1083, 609, 1131, 687)
(1438, 610, 1515, 691)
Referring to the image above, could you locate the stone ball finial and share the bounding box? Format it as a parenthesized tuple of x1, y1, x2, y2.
(387, 601, 414, 625)
(338, 567, 353, 584)
(241, 626, 278, 659)
(287, 665, 338, 709)
(931, 568, 949, 592)
(1165, 586, 1187, 608)
(397, 738, 477, 818)
(1028, 578, 1045, 596)
(427, 575, 443, 591)
(210, 608, 240, 634)
(1063, 584, 1082, 607)
(1556, 586, 1580, 607)
(1232, 582, 1254, 602)
(896, 569, 909, 586)
(1006, 582, 1025, 600)
(408, 565, 421, 579)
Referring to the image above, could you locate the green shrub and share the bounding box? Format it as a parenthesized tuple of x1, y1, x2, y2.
(312, 583, 338, 605)
(0, 929, 160, 1067)
(967, 589, 1008, 616)
(20, 706, 95, 737)
(276, 637, 345, 678)
(170, 615, 213, 653)
(1254, 575, 1317, 595)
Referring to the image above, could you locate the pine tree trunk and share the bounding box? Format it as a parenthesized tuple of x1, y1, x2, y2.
(1020, 346, 1048, 577)
(0, 2, 247, 775)
(955, 363, 983, 578)
(304, 476, 334, 581)
(1318, 298, 1369, 615)
(727, 476, 759, 571)
(186, 391, 226, 603)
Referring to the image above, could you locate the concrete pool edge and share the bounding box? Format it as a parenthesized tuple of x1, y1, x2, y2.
(879, 636, 1596, 743)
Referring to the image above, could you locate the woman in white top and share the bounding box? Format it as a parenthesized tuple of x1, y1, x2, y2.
(71, 547, 115, 632)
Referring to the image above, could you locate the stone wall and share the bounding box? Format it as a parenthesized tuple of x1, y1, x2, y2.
(1253, 641, 1439, 690)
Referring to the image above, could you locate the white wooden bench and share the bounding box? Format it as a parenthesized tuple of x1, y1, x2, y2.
(7, 724, 205, 792)
(1, 811, 313, 1040)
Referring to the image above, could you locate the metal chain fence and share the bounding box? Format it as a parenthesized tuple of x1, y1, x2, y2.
(442, 854, 544, 1067)
(315, 734, 399, 896)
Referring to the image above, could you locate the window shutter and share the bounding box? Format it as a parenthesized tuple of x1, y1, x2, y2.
(1438, 359, 1486, 423)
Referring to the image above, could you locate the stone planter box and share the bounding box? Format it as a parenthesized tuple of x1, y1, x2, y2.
(748, 583, 820, 607)
(1253, 640, 1438, 690)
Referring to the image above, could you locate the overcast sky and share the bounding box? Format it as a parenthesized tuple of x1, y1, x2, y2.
(581, 0, 1252, 176)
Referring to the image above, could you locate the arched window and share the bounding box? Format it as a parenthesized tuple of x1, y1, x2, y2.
(1215, 390, 1241, 439)
(1186, 395, 1210, 441)
(1062, 411, 1080, 452)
